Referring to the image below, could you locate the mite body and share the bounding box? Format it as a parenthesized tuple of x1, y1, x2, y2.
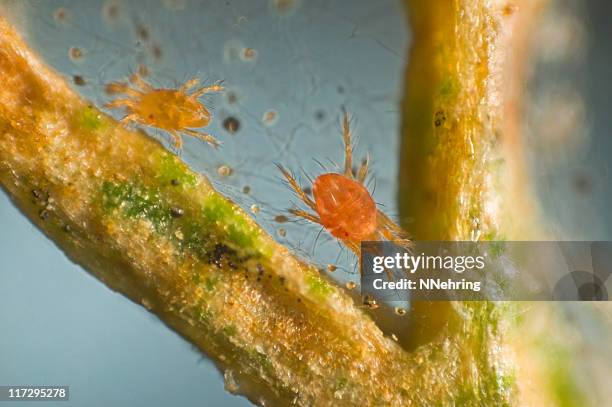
(105, 73, 224, 149)
(313, 173, 377, 241)
(278, 112, 409, 257)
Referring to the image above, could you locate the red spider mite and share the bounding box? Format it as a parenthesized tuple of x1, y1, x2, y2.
(277, 112, 409, 258)
(105, 72, 224, 150)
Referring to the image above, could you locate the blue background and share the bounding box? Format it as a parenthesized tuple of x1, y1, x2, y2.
(1, 0, 610, 406)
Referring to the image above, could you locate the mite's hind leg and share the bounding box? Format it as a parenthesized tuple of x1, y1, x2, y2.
(111, 113, 140, 135)
(343, 238, 361, 258)
(168, 130, 184, 151)
(118, 113, 140, 127)
(192, 84, 225, 97)
(276, 164, 318, 212)
(343, 238, 395, 279)
(377, 210, 411, 248)
(356, 237, 397, 280)
(289, 208, 321, 224)
(341, 112, 354, 178)
(182, 129, 221, 148)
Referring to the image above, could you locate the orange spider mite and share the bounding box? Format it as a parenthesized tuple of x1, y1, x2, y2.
(105, 73, 224, 149)
(277, 112, 409, 257)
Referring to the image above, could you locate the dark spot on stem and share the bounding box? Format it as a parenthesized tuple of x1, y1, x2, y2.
(38, 209, 49, 220)
(363, 295, 378, 309)
(434, 110, 446, 127)
(32, 188, 50, 206)
(208, 243, 238, 268)
(170, 207, 184, 218)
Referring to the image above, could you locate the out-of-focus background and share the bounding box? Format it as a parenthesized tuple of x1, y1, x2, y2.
(0, 0, 610, 406)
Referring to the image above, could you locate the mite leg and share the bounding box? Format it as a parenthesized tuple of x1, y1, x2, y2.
(342, 240, 384, 281)
(358, 236, 397, 280)
(377, 210, 411, 248)
(357, 154, 369, 185)
(182, 129, 221, 148)
(192, 84, 225, 98)
(180, 78, 200, 92)
(129, 73, 153, 92)
(105, 82, 141, 98)
(111, 113, 141, 134)
(276, 164, 318, 212)
(289, 208, 321, 224)
(118, 113, 140, 126)
(342, 238, 362, 259)
(341, 111, 354, 178)
(104, 98, 134, 110)
(168, 130, 184, 151)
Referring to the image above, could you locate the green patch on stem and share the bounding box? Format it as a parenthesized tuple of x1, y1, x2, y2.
(100, 180, 219, 260)
(438, 75, 459, 98)
(335, 377, 348, 390)
(101, 181, 172, 233)
(222, 325, 237, 337)
(249, 349, 274, 375)
(152, 154, 274, 259)
(205, 276, 218, 292)
(78, 106, 106, 132)
(306, 273, 334, 299)
(499, 373, 516, 395)
(155, 153, 197, 187)
(202, 194, 265, 253)
(177, 224, 215, 260)
(196, 306, 213, 324)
